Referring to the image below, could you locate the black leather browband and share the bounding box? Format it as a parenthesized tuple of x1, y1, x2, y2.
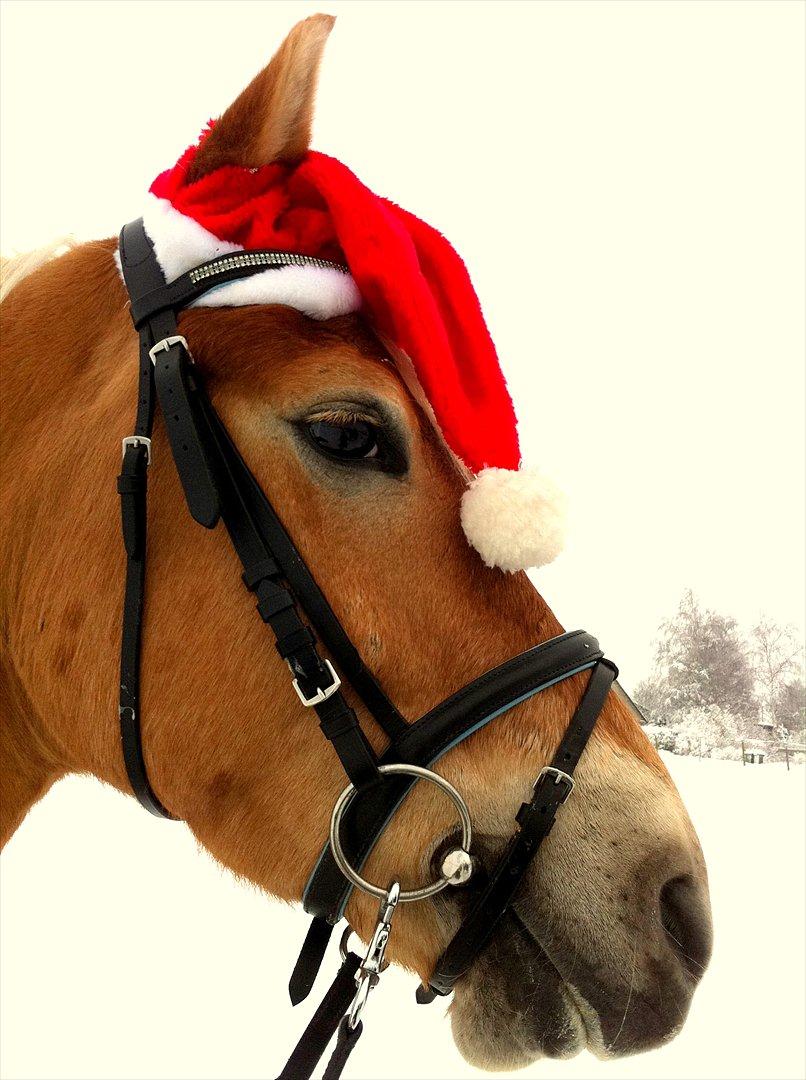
(128, 250, 349, 330)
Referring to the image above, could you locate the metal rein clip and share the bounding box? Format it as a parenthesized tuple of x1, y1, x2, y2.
(346, 881, 400, 1031)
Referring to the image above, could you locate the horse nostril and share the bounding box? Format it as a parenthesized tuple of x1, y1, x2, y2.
(659, 875, 713, 980)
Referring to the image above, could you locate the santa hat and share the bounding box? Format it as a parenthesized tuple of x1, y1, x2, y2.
(137, 135, 566, 572)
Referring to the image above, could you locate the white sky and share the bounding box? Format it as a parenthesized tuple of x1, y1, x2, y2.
(2, 0, 804, 683)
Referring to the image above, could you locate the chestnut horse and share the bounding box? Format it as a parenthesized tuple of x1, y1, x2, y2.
(0, 14, 712, 1074)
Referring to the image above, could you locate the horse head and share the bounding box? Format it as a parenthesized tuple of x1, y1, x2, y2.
(0, 14, 712, 1073)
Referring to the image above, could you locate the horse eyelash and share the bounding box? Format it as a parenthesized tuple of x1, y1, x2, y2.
(305, 407, 379, 427)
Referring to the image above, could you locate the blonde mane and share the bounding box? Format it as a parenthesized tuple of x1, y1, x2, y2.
(0, 238, 76, 303)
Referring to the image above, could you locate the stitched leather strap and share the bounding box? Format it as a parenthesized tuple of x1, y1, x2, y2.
(301, 630, 603, 927)
(289, 917, 334, 1006)
(120, 217, 380, 802)
(418, 658, 618, 1000)
(191, 380, 381, 790)
(116, 222, 176, 820)
(125, 215, 405, 740)
(321, 1018, 363, 1080)
(151, 342, 221, 528)
(201, 398, 407, 741)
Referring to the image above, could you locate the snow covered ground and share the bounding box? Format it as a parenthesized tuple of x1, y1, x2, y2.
(1, 753, 804, 1080)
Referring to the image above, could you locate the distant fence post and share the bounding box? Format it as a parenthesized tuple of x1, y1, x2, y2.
(773, 740, 806, 769)
(741, 740, 746, 766)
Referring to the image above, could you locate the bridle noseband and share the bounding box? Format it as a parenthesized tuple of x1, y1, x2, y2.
(116, 219, 617, 1079)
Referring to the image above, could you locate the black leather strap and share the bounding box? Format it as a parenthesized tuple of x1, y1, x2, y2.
(289, 917, 335, 1006)
(119, 220, 405, 800)
(276, 951, 362, 1080)
(117, 219, 395, 810)
(418, 659, 618, 999)
(201, 401, 407, 741)
(116, 222, 176, 820)
(120, 219, 379, 802)
(151, 342, 221, 528)
(191, 381, 381, 790)
(321, 1018, 363, 1080)
(302, 631, 602, 926)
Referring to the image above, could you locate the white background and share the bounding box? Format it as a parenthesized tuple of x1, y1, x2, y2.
(1, 2, 804, 1079)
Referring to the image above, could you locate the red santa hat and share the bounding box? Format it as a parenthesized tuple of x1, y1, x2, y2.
(137, 134, 566, 572)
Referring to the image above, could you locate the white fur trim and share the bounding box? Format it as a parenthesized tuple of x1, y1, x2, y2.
(142, 193, 242, 278)
(185, 264, 361, 320)
(119, 193, 361, 320)
(460, 467, 567, 572)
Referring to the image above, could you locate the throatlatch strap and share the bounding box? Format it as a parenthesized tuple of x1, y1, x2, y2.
(116, 221, 178, 820)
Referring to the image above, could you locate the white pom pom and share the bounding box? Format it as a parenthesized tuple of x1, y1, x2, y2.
(460, 467, 567, 572)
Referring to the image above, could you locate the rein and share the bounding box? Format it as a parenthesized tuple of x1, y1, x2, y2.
(116, 218, 617, 1078)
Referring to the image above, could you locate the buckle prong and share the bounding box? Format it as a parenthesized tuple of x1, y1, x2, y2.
(121, 435, 152, 465)
(148, 335, 191, 365)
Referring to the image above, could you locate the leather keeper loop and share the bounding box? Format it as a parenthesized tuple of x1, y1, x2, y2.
(117, 474, 144, 495)
(319, 707, 361, 742)
(255, 580, 295, 622)
(242, 558, 281, 590)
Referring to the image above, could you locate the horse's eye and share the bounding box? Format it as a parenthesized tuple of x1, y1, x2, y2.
(306, 419, 379, 461)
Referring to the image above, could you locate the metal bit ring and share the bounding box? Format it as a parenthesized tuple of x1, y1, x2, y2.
(329, 763, 472, 903)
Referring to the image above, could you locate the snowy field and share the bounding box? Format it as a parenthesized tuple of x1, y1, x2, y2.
(1, 753, 804, 1080)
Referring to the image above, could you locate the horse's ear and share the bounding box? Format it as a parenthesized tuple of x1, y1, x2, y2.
(186, 13, 335, 183)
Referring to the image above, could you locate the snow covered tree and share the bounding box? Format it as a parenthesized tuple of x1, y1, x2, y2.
(631, 674, 666, 722)
(642, 705, 741, 758)
(775, 677, 805, 740)
(637, 591, 756, 727)
(750, 616, 805, 739)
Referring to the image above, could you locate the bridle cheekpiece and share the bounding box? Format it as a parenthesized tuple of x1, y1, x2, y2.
(116, 217, 618, 1079)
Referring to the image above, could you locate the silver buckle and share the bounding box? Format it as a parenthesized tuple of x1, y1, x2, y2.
(535, 766, 575, 802)
(121, 435, 152, 465)
(148, 335, 191, 364)
(292, 658, 341, 707)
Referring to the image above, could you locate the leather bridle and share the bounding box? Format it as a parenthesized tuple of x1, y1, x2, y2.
(116, 218, 618, 1079)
